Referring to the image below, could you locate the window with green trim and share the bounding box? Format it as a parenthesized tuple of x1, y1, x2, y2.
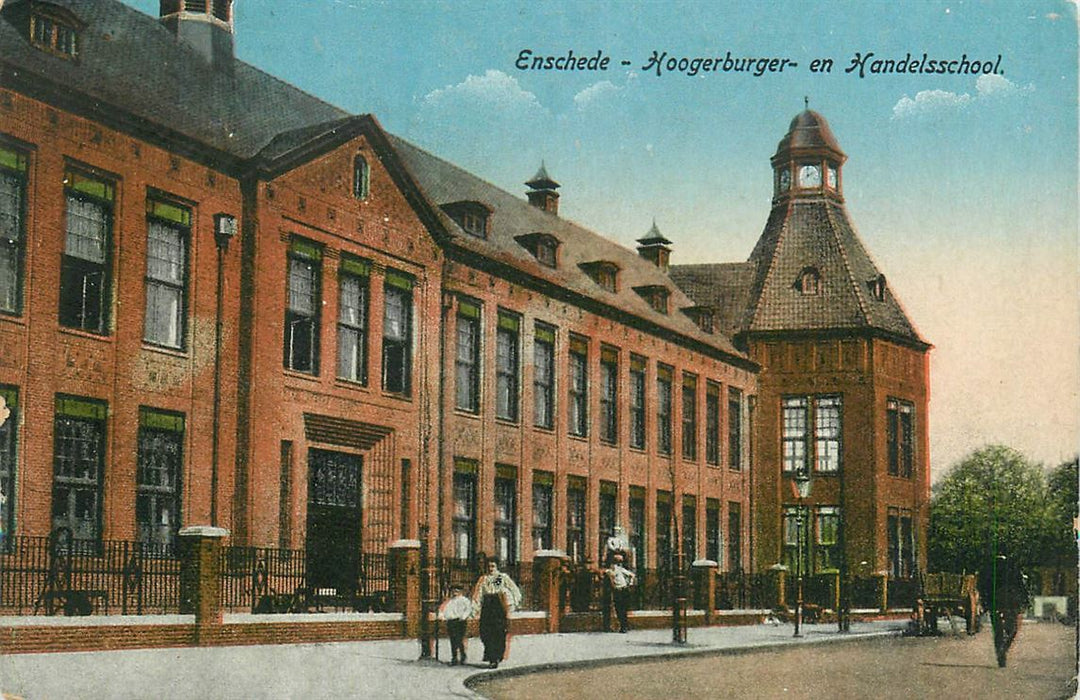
(656, 364, 673, 455)
(0, 387, 18, 550)
(382, 269, 413, 395)
(136, 408, 183, 552)
(336, 257, 370, 383)
(60, 169, 114, 334)
(52, 396, 107, 543)
(143, 197, 190, 349)
(284, 238, 321, 374)
(495, 311, 520, 422)
(455, 298, 480, 412)
(533, 323, 555, 429)
(0, 146, 27, 316)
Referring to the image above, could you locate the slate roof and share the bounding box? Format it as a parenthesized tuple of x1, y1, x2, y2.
(667, 262, 755, 340)
(0, 0, 751, 364)
(388, 136, 748, 361)
(0, 0, 348, 166)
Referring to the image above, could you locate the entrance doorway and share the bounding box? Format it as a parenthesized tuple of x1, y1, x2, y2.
(305, 449, 362, 591)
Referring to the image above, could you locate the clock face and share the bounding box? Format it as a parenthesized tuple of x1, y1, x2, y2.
(827, 166, 838, 189)
(798, 164, 822, 188)
(779, 168, 791, 192)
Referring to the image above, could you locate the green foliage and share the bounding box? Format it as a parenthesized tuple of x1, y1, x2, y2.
(1044, 457, 1079, 566)
(928, 445, 1051, 574)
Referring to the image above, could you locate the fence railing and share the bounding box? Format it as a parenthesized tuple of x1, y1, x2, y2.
(0, 535, 181, 615)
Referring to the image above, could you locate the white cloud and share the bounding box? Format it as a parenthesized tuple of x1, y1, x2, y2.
(891, 89, 973, 119)
(573, 81, 620, 111)
(891, 75, 1033, 120)
(421, 70, 544, 113)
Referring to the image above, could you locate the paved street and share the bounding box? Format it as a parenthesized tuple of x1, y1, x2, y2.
(0, 618, 903, 699)
(474, 620, 1078, 700)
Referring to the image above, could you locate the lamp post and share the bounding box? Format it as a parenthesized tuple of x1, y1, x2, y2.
(793, 470, 812, 638)
(210, 213, 236, 528)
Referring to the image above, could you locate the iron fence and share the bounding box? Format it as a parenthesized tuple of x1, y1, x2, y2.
(0, 534, 181, 615)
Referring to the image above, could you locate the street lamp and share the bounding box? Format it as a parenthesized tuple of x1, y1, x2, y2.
(793, 470, 812, 638)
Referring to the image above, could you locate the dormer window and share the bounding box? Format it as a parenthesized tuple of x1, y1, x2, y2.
(442, 201, 492, 239)
(27, 4, 83, 59)
(353, 155, 370, 200)
(579, 261, 620, 292)
(869, 274, 887, 301)
(634, 285, 670, 315)
(797, 267, 821, 295)
(684, 307, 715, 333)
(515, 232, 560, 268)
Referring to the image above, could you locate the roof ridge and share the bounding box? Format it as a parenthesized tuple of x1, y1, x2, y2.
(747, 198, 792, 330)
(823, 199, 871, 326)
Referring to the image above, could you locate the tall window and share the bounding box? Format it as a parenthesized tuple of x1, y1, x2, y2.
(353, 155, 370, 200)
(629, 355, 646, 450)
(531, 473, 553, 551)
(284, 238, 321, 373)
(52, 396, 107, 543)
(494, 471, 517, 564)
(382, 270, 413, 394)
(452, 466, 477, 562)
(728, 501, 742, 572)
(568, 335, 588, 437)
(598, 481, 617, 561)
(815, 506, 840, 572)
(887, 398, 915, 478)
(599, 346, 618, 443)
(136, 409, 183, 551)
(706, 499, 721, 565)
(0, 386, 18, 549)
(496, 311, 520, 422)
(682, 373, 698, 460)
(782, 395, 842, 474)
(566, 478, 586, 563)
(705, 381, 721, 465)
(728, 387, 742, 470)
(656, 493, 672, 570)
(336, 257, 370, 383)
(0, 146, 27, 315)
(656, 364, 673, 455)
(143, 197, 189, 349)
(681, 496, 697, 561)
(61, 170, 114, 334)
(629, 490, 645, 570)
(888, 508, 915, 578)
(533, 323, 556, 429)
(455, 299, 481, 413)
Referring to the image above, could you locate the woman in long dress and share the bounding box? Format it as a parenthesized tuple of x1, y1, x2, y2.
(472, 560, 522, 668)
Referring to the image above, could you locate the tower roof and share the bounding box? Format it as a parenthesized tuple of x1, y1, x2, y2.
(526, 162, 559, 190)
(774, 109, 845, 160)
(636, 220, 672, 246)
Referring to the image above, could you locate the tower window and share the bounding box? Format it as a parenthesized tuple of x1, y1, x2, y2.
(797, 268, 821, 295)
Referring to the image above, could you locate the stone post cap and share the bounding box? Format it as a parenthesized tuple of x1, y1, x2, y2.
(178, 526, 230, 538)
(388, 539, 422, 549)
(692, 559, 719, 568)
(533, 549, 569, 559)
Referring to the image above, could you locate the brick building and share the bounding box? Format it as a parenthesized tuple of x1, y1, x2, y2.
(672, 110, 932, 584)
(0, 0, 758, 595)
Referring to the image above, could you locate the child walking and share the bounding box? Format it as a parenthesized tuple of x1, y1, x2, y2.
(439, 585, 473, 665)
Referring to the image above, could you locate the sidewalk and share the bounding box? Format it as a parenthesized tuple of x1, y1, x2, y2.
(0, 619, 905, 699)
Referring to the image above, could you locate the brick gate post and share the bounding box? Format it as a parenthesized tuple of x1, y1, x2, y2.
(767, 564, 788, 610)
(390, 540, 421, 636)
(533, 550, 567, 633)
(178, 526, 229, 644)
(692, 560, 718, 622)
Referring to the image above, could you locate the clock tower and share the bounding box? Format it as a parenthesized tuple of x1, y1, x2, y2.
(671, 109, 932, 609)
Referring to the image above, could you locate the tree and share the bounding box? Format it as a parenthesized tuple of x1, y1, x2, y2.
(928, 445, 1050, 574)
(1043, 457, 1079, 570)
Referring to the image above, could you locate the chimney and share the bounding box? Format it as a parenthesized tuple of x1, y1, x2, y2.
(636, 220, 673, 272)
(525, 162, 560, 215)
(160, 0, 235, 70)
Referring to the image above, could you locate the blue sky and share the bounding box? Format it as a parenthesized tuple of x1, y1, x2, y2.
(129, 0, 1079, 479)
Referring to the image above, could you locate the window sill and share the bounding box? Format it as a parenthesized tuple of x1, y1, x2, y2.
(381, 391, 413, 403)
(532, 424, 556, 434)
(58, 326, 113, 343)
(333, 378, 370, 392)
(494, 417, 520, 428)
(567, 433, 589, 443)
(283, 369, 321, 383)
(141, 342, 188, 359)
(453, 409, 481, 420)
(0, 313, 26, 328)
